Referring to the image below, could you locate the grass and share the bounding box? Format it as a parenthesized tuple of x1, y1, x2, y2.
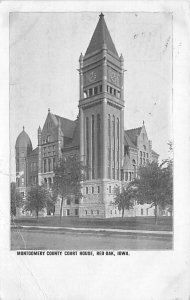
(12, 216, 173, 231)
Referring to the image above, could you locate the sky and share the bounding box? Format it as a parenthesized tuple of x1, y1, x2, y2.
(10, 12, 172, 179)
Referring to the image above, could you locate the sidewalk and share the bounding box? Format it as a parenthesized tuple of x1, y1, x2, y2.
(11, 225, 173, 235)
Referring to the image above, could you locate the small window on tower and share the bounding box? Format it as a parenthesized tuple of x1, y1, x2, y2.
(118, 91, 121, 98)
(89, 88, 93, 96)
(99, 85, 102, 93)
(114, 89, 116, 96)
(94, 86, 98, 95)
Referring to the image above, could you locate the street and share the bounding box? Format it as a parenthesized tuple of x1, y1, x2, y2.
(11, 228, 173, 250)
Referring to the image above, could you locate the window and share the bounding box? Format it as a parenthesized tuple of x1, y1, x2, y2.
(94, 86, 98, 95)
(117, 91, 121, 98)
(97, 210, 99, 215)
(99, 85, 102, 93)
(66, 209, 70, 216)
(110, 87, 113, 94)
(84, 91, 88, 98)
(129, 172, 132, 181)
(147, 208, 149, 215)
(86, 187, 88, 194)
(91, 210, 93, 215)
(75, 198, 79, 204)
(110, 210, 112, 215)
(114, 89, 116, 96)
(115, 210, 117, 214)
(21, 192, 24, 197)
(75, 209, 78, 216)
(53, 158, 56, 170)
(107, 85, 109, 92)
(92, 115, 95, 179)
(89, 88, 93, 96)
(21, 177, 24, 185)
(97, 186, 100, 193)
(109, 186, 111, 193)
(86, 117, 89, 179)
(67, 199, 71, 205)
(48, 158, 51, 172)
(92, 186, 94, 194)
(141, 209, 143, 216)
(112, 168, 115, 180)
(44, 159, 47, 173)
(112, 116, 115, 137)
(85, 210, 87, 215)
(97, 114, 101, 179)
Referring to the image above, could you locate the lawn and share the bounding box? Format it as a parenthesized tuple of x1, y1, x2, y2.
(12, 216, 173, 231)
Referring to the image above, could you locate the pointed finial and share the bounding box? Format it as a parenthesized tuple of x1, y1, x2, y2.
(120, 53, 124, 62)
(38, 126, 41, 133)
(99, 12, 104, 18)
(143, 120, 145, 125)
(48, 108, 50, 113)
(79, 52, 83, 62)
(23, 126, 25, 131)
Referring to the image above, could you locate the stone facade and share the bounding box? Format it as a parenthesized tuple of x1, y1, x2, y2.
(15, 13, 159, 218)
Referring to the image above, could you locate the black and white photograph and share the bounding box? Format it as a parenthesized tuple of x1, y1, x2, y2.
(0, 1, 190, 300)
(10, 11, 173, 251)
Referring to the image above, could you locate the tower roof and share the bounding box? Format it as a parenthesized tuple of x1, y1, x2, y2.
(15, 127, 33, 152)
(85, 13, 118, 57)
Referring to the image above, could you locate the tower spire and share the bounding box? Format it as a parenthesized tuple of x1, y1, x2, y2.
(85, 13, 118, 57)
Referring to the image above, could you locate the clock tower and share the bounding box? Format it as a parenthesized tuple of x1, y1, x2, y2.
(79, 13, 125, 218)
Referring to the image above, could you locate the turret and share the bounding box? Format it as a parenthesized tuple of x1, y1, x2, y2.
(38, 126, 42, 146)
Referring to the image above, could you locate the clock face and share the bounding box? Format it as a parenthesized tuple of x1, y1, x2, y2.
(88, 71, 97, 83)
(110, 71, 117, 83)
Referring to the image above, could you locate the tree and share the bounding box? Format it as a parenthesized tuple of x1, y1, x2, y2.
(132, 160, 173, 224)
(52, 154, 86, 221)
(25, 184, 53, 218)
(10, 182, 24, 217)
(114, 183, 134, 218)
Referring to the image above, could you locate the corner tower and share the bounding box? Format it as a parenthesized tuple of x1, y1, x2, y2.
(15, 127, 33, 196)
(79, 13, 125, 218)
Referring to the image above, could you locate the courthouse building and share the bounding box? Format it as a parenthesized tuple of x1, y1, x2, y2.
(15, 13, 159, 218)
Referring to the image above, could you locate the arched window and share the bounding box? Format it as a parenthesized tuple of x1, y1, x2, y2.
(132, 160, 137, 178)
(86, 117, 89, 179)
(97, 114, 101, 178)
(91, 115, 95, 179)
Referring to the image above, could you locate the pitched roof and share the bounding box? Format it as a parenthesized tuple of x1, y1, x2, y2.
(124, 131, 137, 148)
(151, 149, 159, 156)
(53, 114, 76, 138)
(85, 13, 118, 57)
(63, 118, 80, 150)
(125, 127, 142, 147)
(28, 147, 38, 157)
